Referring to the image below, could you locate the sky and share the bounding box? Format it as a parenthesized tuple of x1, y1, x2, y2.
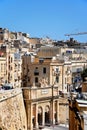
(0, 0, 87, 42)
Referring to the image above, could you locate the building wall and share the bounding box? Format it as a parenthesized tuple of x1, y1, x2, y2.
(22, 47, 87, 91)
(22, 51, 87, 130)
(82, 82, 87, 92)
(50, 62, 63, 91)
(5, 46, 23, 88)
(22, 84, 70, 130)
(69, 93, 87, 130)
(0, 88, 27, 130)
(23, 87, 59, 130)
(0, 57, 6, 86)
(22, 55, 64, 92)
(29, 38, 40, 44)
(37, 46, 60, 58)
(59, 98, 69, 124)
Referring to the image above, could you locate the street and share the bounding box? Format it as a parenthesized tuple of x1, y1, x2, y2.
(42, 124, 69, 130)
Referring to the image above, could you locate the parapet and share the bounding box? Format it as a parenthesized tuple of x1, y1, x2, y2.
(0, 88, 22, 102)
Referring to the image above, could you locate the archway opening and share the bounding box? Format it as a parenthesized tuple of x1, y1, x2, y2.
(45, 106, 50, 125)
(32, 105, 36, 128)
(32, 117, 35, 128)
(38, 107, 43, 126)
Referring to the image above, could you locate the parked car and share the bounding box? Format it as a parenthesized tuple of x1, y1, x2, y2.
(2, 83, 13, 90)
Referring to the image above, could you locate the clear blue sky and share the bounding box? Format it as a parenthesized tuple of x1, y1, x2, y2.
(0, 0, 87, 42)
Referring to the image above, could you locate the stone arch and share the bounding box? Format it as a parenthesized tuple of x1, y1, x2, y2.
(38, 106, 43, 125)
(45, 105, 50, 125)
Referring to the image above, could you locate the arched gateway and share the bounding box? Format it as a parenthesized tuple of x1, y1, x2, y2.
(45, 105, 50, 125)
(38, 107, 43, 125)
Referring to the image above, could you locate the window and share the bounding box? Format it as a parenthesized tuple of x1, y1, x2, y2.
(34, 67, 39, 75)
(1, 63, 3, 72)
(56, 76, 59, 83)
(11, 57, 13, 63)
(9, 65, 10, 70)
(65, 78, 66, 84)
(43, 67, 46, 74)
(36, 67, 38, 69)
(28, 77, 30, 82)
(39, 59, 44, 64)
(35, 77, 38, 83)
(0, 36, 3, 40)
(11, 67, 12, 70)
(9, 56, 10, 60)
(56, 68, 59, 72)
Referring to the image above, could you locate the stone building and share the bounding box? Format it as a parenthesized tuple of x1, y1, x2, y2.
(0, 56, 6, 86)
(23, 86, 59, 130)
(0, 28, 10, 44)
(0, 45, 22, 88)
(22, 47, 87, 130)
(22, 48, 87, 93)
(69, 91, 87, 130)
(7, 47, 22, 88)
(22, 53, 64, 92)
(0, 88, 27, 130)
(22, 53, 69, 130)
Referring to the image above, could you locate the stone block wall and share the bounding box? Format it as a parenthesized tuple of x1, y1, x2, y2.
(0, 88, 27, 130)
(59, 97, 69, 124)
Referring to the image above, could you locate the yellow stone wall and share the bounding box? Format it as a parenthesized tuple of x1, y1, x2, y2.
(0, 89, 27, 130)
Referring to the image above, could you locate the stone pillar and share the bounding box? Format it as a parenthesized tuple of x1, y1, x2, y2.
(31, 104, 33, 130)
(35, 103, 38, 129)
(50, 101, 52, 124)
(27, 103, 33, 130)
(50, 100, 55, 125)
(53, 101, 55, 124)
(42, 107, 45, 126)
(56, 100, 60, 124)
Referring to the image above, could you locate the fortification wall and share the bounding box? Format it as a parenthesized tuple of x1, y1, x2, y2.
(0, 88, 27, 130)
(59, 97, 69, 124)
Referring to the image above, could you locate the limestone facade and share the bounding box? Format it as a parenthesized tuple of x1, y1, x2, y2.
(0, 45, 22, 88)
(22, 49, 87, 130)
(69, 92, 87, 130)
(23, 86, 59, 130)
(0, 88, 27, 130)
(0, 57, 6, 86)
(22, 53, 87, 93)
